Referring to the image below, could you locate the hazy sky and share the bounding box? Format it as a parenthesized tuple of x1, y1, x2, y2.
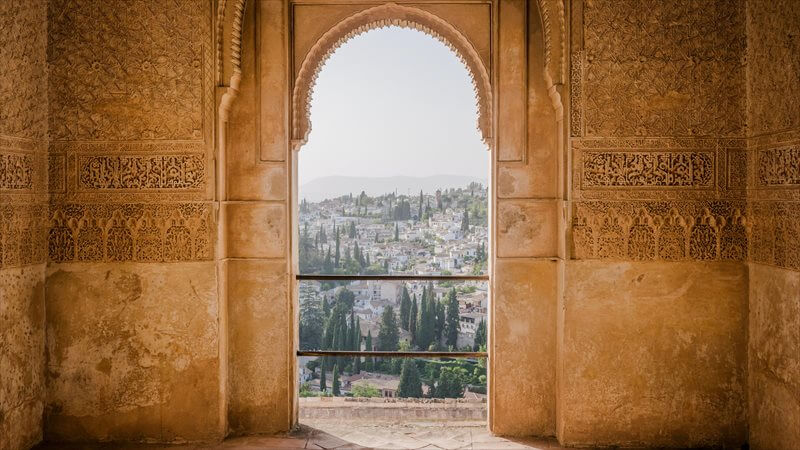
(299, 26, 489, 185)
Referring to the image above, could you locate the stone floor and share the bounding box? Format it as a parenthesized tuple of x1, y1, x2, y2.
(34, 421, 567, 449)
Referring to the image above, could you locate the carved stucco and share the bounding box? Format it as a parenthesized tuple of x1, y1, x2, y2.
(0, 0, 48, 142)
(569, 0, 749, 263)
(216, 0, 566, 113)
(576, 0, 746, 139)
(746, 0, 800, 137)
(47, 0, 211, 142)
(1, 2, 48, 448)
(744, 2, 800, 448)
(291, 3, 492, 148)
(46, 0, 216, 263)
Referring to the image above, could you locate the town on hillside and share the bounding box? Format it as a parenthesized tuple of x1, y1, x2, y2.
(298, 183, 488, 400)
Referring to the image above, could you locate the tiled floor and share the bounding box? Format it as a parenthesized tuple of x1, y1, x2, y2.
(34, 421, 567, 449)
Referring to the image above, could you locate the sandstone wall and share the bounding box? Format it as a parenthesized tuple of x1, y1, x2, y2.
(44, 0, 223, 443)
(745, 1, 800, 448)
(564, 0, 748, 446)
(0, 1, 49, 449)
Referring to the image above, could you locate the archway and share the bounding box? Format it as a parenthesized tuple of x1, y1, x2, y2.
(294, 21, 491, 435)
(217, 0, 567, 438)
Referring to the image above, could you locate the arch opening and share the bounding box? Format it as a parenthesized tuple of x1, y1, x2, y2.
(291, 3, 493, 150)
(295, 20, 492, 433)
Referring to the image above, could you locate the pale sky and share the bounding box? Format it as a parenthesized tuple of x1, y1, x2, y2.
(299, 26, 489, 185)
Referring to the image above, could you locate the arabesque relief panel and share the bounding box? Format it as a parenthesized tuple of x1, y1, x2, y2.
(43, 0, 222, 443)
(1, 1, 49, 449)
(571, 0, 745, 139)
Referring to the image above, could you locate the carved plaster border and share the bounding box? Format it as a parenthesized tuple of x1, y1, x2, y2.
(290, 3, 492, 150)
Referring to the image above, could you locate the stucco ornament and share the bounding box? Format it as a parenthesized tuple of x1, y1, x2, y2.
(290, 3, 492, 150)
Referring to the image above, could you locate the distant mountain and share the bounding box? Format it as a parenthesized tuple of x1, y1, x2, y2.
(300, 175, 487, 202)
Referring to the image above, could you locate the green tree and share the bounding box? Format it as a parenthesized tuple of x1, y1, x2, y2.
(377, 306, 400, 351)
(323, 247, 333, 273)
(394, 222, 399, 241)
(332, 364, 341, 396)
(417, 190, 424, 220)
(409, 295, 418, 348)
(364, 330, 374, 371)
(397, 359, 423, 398)
(473, 319, 487, 351)
(436, 366, 469, 398)
(444, 288, 461, 348)
(299, 294, 324, 350)
(416, 287, 436, 351)
(334, 227, 341, 267)
(461, 209, 470, 233)
(351, 383, 380, 398)
(320, 360, 327, 392)
(348, 220, 356, 238)
(399, 285, 411, 331)
(435, 298, 446, 342)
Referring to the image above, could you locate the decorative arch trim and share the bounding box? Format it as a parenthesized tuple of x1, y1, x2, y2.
(217, 0, 567, 120)
(290, 3, 492, 150)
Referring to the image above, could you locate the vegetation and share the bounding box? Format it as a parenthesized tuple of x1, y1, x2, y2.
(351, 383, 381, 398)
(397, 359, 423, 398)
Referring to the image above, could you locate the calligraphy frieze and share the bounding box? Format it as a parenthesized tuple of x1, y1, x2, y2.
(581, 151, 714, 189)
(77, 154, 205, 191)
(0, 152, 34, 190)
(757, 146, 800, 187)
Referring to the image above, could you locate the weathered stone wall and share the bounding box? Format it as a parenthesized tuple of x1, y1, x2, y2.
(0, 1, 48, 449)
(745, 1, 800, 448)
(44, 0, 223, 443)
(565, 0, 748, 446)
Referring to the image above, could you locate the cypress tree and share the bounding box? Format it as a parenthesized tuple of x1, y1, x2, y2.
(377, 305, 400, 351)
(320, 360, 327, 392)
(417, 291, 434, 350)
(417, 190, 424, 220)
(399, 285, 411, 331)
(425, 290, 437, 349)
(334, 228, 341, 268)
(435, 298, 446, 342)
(409, 294, 418, 348)
(394, 222, 399, 241)
(473, 319, 487, 351)
(353, 316, 361, 374)
(397, 359, 423, 398)
(323, 247, 333, 273)
(365, 330, 374, 371)
(461, 209, 470, 233)
(444, 288, 460, 348)
(332, 364, 341, 396)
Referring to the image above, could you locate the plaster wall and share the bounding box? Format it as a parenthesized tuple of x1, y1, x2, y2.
(562, 261, 748, 447)
(563, 0, 749, 446)
(43, 0, 223, 443)
(2, 0, 798, 447)
(0, 0, 48, 448)
(745, 1, 800, 448)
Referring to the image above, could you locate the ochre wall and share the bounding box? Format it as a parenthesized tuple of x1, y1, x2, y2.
(1, 0, 798, 448)
(0, 1, 48, 448)
(43, 0, 224, 443)
(564, 0, 749, 446)
(745, 1, 800, 448)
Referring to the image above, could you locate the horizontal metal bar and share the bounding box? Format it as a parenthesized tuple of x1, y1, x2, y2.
(296, 274, 489, 281)
(297, 350, 488, 358)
